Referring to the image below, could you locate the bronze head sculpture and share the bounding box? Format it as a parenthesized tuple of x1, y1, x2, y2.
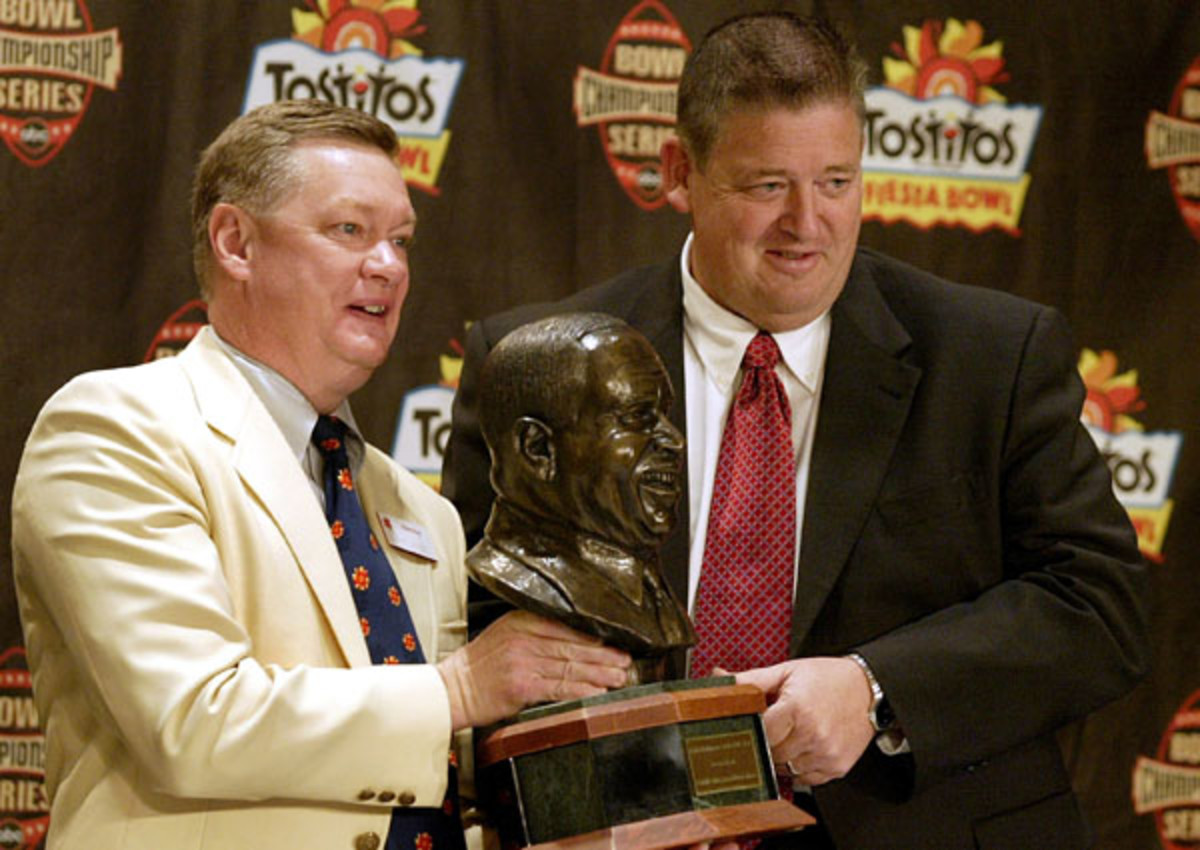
(468, 312, 695, 682)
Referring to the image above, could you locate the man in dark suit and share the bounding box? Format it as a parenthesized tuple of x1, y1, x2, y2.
(442, 12, 1149, 849)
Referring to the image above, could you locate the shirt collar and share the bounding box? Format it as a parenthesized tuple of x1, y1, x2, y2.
(210, 327, 363, 466)
(679, 232, 830, 394)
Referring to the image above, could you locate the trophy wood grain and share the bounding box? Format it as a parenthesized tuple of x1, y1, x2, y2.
(477, 684, 767, 767)
(523, 799, 814, 849)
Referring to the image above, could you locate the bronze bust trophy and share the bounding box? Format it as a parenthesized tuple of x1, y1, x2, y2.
(468, 312, 810, 848)
(468, 312, 695, 683)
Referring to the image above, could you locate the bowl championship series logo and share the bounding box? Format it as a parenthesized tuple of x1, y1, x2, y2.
(242, 0, 464, 195)
(0, 0, 122, 166)
(1134, 689, 1200, 849)
(863, 18, 1042, 234)
(572, 0, 691, 211)
(0, 649, 46, 850)
(1145, 55, 1200, 242)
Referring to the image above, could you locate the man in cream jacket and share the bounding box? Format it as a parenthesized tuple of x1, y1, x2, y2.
(11, 100, 630, 850)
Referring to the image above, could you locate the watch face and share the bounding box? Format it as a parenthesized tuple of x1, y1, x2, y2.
(872, 696, 896, 732)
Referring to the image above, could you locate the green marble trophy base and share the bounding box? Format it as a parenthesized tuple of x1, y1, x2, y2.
(476, 677, 813, 849)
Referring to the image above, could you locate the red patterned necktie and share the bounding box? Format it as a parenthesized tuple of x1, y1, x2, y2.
(312, 415, 465, 850)
(691, 332, 796, 679)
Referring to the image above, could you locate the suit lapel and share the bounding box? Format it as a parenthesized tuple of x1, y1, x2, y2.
(791, 257, 921, 650)
(179, 329, 371, 668)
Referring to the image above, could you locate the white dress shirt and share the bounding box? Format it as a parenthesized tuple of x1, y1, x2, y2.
(679, 239, 909, 756)
(679, 233, 832, 611)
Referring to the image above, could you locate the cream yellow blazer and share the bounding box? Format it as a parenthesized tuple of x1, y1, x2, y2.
(12, 328, 476, 850)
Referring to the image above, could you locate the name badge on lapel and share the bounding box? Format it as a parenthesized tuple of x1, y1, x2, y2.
(377, 513, 438, 562)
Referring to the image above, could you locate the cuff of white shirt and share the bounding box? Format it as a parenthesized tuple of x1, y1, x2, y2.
(876, 729, 911, 755)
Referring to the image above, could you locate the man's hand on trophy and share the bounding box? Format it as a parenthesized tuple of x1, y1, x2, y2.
(734, 657, 875, 786)
(437, 610, 632, 730)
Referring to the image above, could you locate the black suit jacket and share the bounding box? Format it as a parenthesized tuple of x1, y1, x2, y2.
(442, 246, 1149, 849)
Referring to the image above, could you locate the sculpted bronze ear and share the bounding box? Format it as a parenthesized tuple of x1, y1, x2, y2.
(514, 416, 556, 482)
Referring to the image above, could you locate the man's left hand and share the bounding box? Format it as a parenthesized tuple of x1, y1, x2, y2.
(734, 656, 875, 786)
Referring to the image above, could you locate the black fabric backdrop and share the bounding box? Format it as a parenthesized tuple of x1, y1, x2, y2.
(2, 2, 1198, 848)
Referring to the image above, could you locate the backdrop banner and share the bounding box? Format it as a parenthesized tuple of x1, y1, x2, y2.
(2, 3, 1197, 848)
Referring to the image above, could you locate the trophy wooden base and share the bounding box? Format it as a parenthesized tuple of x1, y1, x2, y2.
(524, 800, 809, 849)
(476, 678, 814, 849)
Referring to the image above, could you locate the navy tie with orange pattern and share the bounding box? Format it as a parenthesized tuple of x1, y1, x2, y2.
(312, 415, 465, 850)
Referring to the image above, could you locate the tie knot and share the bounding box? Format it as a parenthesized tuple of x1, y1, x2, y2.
(312, 414, 349, 456)
(743, 332, 781, 371)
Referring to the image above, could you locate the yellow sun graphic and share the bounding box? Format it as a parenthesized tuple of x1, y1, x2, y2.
(1078, 349, 1146, 434)
(884, 18, 1009, 105)
(439, 333, 465, 389)
(292, 0, 424, 58)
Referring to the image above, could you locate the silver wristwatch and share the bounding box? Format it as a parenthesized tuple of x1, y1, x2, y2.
(847, 652, 897, 733)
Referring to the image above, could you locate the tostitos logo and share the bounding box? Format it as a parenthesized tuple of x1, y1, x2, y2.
(1078, 348, 1181, 564)
(573, 0, 691, 211)
(0, 0, 122, 167)
(390, 332, 464, 490)
(1145, 56, 1200, 242)
(1134, 690, 1200, 848)
(863, 18, 1042, 235)
(243, 1, 464, 196)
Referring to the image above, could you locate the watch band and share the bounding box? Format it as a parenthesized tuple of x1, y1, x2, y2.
(847, 652, 895, 733)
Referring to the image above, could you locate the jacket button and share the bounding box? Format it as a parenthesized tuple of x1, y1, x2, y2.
(378, 790, 396, 803)
(354, 832, 381, 850)
(357, 789, 377, 801)
(397, 790, 416, 806)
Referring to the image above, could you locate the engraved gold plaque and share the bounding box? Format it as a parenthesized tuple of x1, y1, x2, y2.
(684, 729, 764, 797)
